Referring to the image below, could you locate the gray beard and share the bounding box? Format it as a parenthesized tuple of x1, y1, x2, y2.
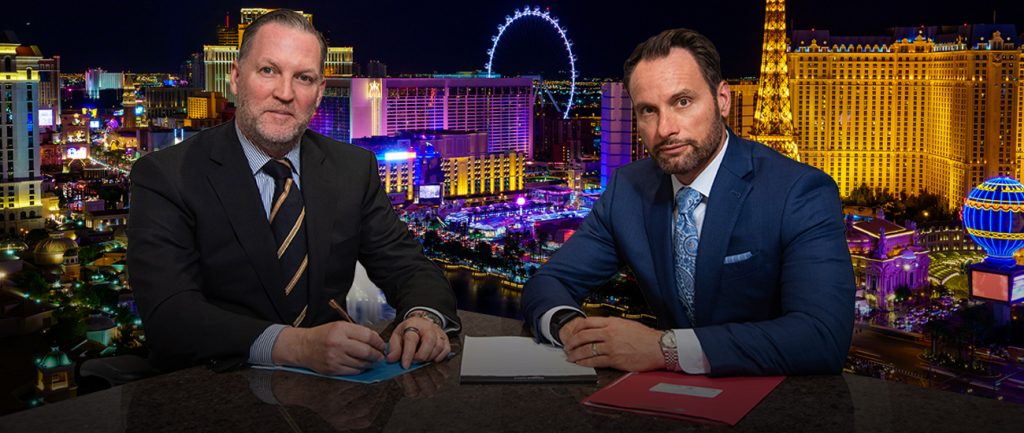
(235, 108, 303, 157)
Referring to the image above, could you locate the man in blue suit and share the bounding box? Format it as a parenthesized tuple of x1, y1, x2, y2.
(521, 28, 855, 376)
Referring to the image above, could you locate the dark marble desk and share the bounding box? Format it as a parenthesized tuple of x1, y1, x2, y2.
(1, 310, 1022, 432)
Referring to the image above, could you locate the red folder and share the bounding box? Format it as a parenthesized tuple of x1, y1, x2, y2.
(582, 371, 784, 426)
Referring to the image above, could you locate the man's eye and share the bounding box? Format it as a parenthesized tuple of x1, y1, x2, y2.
(259, 67, 274, 74)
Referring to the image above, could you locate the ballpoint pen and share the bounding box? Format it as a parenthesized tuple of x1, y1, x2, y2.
(328, 298, 355, 323)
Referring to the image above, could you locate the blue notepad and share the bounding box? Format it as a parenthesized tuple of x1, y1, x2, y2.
(253, 359, 428, 384)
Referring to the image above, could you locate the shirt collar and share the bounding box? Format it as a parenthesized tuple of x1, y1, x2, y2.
(671, 129, 730, 199)
(235, 123, 302, 177)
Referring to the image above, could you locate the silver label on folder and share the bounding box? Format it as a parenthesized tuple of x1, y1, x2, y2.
(649, 383, 723, 398)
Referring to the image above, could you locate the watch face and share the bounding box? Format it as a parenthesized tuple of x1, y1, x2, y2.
(660, 331, 677, 348)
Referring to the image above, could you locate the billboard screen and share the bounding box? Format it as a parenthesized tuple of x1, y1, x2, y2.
(418, 184, 442, 205)
(972, 270, 1009, 302)
(66, 147, 88, 160)
(38, 109, 53, 127)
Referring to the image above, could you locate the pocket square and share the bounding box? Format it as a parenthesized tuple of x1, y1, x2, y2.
(723, 251, 753, 264)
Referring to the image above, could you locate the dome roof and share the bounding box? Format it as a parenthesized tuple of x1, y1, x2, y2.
(15, 45, 36, 56)
(33, 233, 79, 266)
(35, 346, 73, 370)
(112, 226, 128, 245)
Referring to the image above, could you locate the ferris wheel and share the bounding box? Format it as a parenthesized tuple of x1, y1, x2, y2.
(485, 6, 578, 119)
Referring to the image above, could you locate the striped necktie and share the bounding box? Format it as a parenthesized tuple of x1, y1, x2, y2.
(261, 158, 309, 327)
(673, 186, 702, 325)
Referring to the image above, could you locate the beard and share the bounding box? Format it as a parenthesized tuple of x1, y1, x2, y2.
(650, 115, 725, 176)
(234, 91, 315, 157)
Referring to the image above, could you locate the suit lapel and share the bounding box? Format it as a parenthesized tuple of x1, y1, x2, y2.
(299, 135, 341, 325)
(207, 124, 287, 322)
(643, 172, 691, 328)
(693, 135, 753, 326)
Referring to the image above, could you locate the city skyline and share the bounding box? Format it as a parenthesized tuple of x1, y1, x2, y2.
(2, 0, 1024, 415)
(1, 0, 1021, 78)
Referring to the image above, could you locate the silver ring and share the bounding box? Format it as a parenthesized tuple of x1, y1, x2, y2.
(591, 342, 599, 357)
(403, 326, 421, 336)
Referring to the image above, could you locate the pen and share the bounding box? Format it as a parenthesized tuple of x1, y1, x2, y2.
(328, 299, 355, 323)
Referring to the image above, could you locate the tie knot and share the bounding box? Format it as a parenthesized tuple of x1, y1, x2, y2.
(675, 187, 702, 213)
(262, 159, 293, 181)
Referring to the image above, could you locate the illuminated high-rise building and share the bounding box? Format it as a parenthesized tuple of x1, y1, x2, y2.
(187, 91, 227, 120)
(145, 87, 200, 119)
(0, 34, 60, 133)
(726, 78, 758, 138)
(239, 8, 312, 26)
(216, 12, 240, 47)
(441, 151, 524, 198)
(599, 82, 635, 188)
(309, 78, 351, 142)
(351, 130, 521, 199)
(349, 77, 534, 158)
(84, 68, 123, 99)
(202, 8, 353, 103)
(122, 74, 138, 128)
(201, 45, 236, 102)
(0, 61, 44, 234)
(216, 26, 239, 47)
(788, 24, 1021, 210)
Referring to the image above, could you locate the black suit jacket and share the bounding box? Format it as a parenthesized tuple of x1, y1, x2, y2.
(127, 121, 459, 370)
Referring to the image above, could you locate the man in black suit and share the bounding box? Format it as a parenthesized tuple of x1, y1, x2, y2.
(128, 9, 459, 374)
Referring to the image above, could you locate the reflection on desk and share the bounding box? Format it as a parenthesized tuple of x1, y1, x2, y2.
(1, 310, 1022, 433)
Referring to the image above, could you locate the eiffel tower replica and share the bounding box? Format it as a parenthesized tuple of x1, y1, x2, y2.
(751, 0, 801, 161)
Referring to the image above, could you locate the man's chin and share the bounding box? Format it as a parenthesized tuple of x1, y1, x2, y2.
(257, 127, 302, 145)
(655, 155, 699, 175)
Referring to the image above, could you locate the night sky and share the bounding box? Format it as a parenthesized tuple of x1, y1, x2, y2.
(1, 0, 1021, 79)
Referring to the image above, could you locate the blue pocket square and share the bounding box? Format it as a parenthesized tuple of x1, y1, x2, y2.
(723, 251, 753, 264)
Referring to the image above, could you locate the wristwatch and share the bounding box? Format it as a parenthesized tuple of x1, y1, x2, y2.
(550, 310, 584, 345)
(407, 310, 444, 328)
(659, 330, 681, 371)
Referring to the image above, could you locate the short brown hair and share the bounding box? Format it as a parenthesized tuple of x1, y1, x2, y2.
(238, 9, 328, 72)
(623, 28, 723, 95)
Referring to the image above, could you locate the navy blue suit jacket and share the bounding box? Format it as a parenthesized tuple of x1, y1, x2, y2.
(521, 134, 855, 376)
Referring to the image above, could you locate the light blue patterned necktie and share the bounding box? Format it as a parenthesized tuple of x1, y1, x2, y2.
(673, 186, 703, 325)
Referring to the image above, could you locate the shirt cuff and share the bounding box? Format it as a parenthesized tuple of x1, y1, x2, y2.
(674, 328, 710, 374)
(248, 324, 288, 366)
(406, 307, 460, 333)
(539, 306, 586, 347)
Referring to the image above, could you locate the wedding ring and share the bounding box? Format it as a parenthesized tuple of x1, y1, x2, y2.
(591, 342, 599, 357)
(403, 326, 421, 336)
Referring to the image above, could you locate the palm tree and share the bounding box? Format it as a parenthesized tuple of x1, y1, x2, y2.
(924, 318, 952, 358)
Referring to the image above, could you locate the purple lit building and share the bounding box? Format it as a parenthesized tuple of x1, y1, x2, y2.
(600, 82, 636, 189)
(308, 77, 351, 142)
(349, 77, 534, 159)
(846, 213, 931, 310)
